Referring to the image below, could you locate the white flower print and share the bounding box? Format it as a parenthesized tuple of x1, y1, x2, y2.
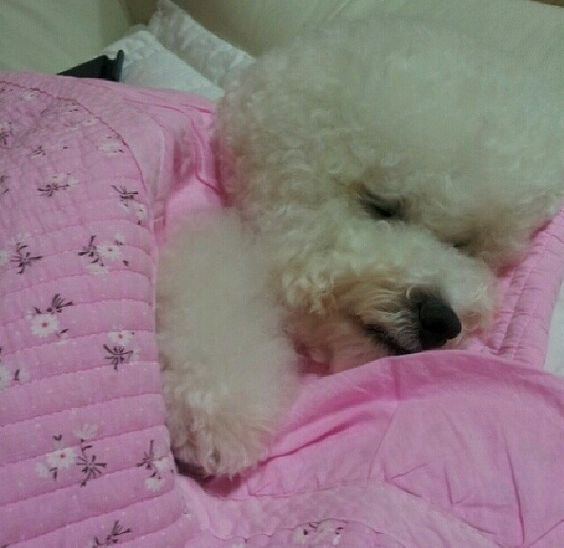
(29, 294, 73, 339)
(11, 240, 43, 274)
(292, 520, 345, 545)
(104, 344, 135, 370)
(111, 185, 146, 225)
(0, 249, 8, 266)
(37, 433, 107, 485)
(318, 520, 345, 546)
(97, 242, 121, 261)
(30, 313, 59, 338)
(108, 330, 133, 345)
(154, 456, 175, 475)
(87, 262, 109, 275)
(73, 424, 99, 441)
(51, 173, 78, 188)
(118, 200, 131, 213)
(104, 329, 138, 369)
(56, 172, 69, 184)
(79, 234, 128, 272)
(76, 441, 107, 486)
(63, 114, 99, 131)
(98, 137, 124, 155)
(48, 141, 72, 153)
(333, 530, 343, 545)
(0, 364, 11, 390)
(133, 203, 147, 222)
(81, 116, 98, 127)
(144, 475, 165, 492)
(46, 447, 76, 470)
(137, 440, 169, 491)
(35, 462, 51, 478)
(293, 524, 314, 544)
(61, 103, 81, 115)
(22, 90, 40, 101)
(38, 173, 79, 197)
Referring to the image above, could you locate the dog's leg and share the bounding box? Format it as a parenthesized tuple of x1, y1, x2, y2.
(156, 211, 298, 476)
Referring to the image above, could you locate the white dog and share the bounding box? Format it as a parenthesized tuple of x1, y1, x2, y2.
(157, 19, 564, 475)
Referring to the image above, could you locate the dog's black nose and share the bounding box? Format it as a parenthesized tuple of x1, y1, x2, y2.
(417, 295, 461, 349)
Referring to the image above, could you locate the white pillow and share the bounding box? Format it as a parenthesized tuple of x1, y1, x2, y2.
(103, 27, 223, 100)
(148, 0, 253, 88)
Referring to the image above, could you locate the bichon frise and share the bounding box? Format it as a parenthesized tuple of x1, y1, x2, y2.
(157, 18, 564, 475)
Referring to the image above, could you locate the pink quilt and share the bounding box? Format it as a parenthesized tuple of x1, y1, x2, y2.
(1, 73, 563, 547)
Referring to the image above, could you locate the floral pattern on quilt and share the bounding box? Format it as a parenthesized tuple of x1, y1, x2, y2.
(0, 75, 199, 547)
(2, 72, 564, 548)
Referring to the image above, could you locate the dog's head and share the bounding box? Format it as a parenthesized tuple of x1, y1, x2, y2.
(218, 21, 563, 372)
(276, 193, 497, 371)
(275, 137, 563, 370)
(272, 147, 562, 371)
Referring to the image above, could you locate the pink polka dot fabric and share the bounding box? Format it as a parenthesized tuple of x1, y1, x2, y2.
(1, 72, 564, 547)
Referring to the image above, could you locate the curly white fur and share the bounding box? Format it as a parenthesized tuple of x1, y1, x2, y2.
(158, 18, 564, 474)
(157, 212, 298, 475)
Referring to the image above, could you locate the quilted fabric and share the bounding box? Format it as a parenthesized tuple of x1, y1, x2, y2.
(181, 352, 564, 547)
(2, 72, 564, 547)
(0, 73, 219, 547)
(166, 154, 564, 546)
(465, 211, 564, 369)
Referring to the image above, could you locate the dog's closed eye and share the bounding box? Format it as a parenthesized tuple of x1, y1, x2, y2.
(452, 238, 475, 253)
(360, 192, 402, 220)
(453, 240, 470, 250)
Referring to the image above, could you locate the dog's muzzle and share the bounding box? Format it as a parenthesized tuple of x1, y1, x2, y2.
(417, 294, 461, 349)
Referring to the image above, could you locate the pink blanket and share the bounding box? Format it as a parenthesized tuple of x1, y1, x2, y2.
(1, 73, 564, 547)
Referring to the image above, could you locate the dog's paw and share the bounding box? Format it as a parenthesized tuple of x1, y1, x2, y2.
(161, 369, 275, 476)
(172, 410, 269, 477)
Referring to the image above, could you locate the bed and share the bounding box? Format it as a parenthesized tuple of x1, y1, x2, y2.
(1, 1, 564, 546)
